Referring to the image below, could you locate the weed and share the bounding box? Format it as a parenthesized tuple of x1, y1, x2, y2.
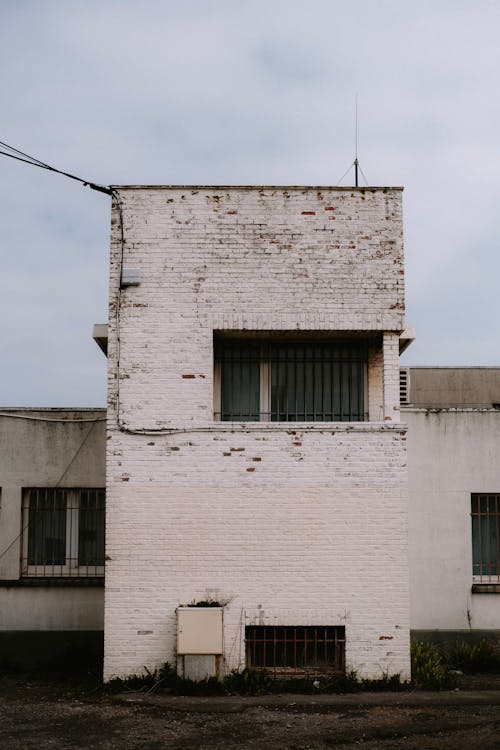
(106, 664, 405, 696)
(223, 668, 273, 695)
(410, 642, 448, 688)
(361, 672, 404, 692)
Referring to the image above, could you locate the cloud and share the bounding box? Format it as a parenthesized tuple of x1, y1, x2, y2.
(1, 0, 500, 404)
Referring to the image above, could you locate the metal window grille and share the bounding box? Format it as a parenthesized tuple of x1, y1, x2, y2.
(472, 494, 500, 580)
(22, 488, 105, 577)
(218, 342, 261, 421)
(245, 625, 345, 675)
(216, 339, 367, 422)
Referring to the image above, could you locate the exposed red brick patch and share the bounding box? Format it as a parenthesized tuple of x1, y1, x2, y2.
(223, 452, 231, 457)
(198, 374, 206, 378)
(246, 467, 255, 472)
(252, 457, 262, 462)
(292, 442, 302, 446)
(227, 210, 238, 214)
(324, 206, 336, 211)
(230, 447, 245, 452)
(301, 211, 316, 215)
(379, 635, 394, 640)
(182, 374, 195, 379)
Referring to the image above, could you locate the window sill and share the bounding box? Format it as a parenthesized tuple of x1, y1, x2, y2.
(0, 578, 104, 588)
(210, 421, 406, 431)
(472, 583, 500, 594)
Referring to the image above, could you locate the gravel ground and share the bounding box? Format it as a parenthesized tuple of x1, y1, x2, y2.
(1, 676, 500, 749)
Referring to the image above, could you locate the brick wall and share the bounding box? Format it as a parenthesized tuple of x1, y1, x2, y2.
(104, 186, 410, 680)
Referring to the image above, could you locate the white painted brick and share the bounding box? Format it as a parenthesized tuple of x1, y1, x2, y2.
(104, 187, 410, 681)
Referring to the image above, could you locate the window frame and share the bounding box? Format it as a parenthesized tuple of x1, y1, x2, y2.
(21, 487, 105, 578)
(471, 493, 500, 583)
(245, 625, 346, 676)
(214, 336, 368, 423)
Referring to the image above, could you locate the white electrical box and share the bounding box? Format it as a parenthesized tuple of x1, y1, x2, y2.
(177, 607, 223, 655)
(121, 268, 141, 287)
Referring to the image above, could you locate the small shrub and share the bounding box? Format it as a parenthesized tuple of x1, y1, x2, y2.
(411, 642, 448, 689)
(450, 639, 500, 674)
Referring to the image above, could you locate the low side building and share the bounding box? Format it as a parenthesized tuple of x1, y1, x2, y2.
(1, 366, 500, 670)
(0, 408, 106, 667)
(403, 368, 500, 645)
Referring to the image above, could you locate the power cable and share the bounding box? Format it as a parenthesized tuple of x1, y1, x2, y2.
(0, 139, 112, 195)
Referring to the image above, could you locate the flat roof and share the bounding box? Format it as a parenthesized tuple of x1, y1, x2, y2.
(110, 185, 404, 191)
(0, 407, 106, 412)
(404, 366, 500, 370)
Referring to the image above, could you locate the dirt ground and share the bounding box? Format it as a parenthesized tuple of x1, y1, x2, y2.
(2, 676, 500, 749)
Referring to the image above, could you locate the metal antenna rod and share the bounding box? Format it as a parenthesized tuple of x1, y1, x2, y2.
(336, 95, 368, 187)
(354, 93, 359, 187)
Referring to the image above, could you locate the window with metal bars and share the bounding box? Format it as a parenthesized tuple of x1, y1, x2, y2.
(245, 625, 345, 675)
(21, 488, 105, 577)
(472, 494, 500, 580)
(214, 339, 367, 421)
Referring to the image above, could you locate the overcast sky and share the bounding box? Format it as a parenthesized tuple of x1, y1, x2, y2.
(1, 0, 500, 406)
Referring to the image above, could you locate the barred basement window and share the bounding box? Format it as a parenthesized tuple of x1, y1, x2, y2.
(21, 488, 105, 577)
(245, 626, 345, 675)
(472, 494, 500, 580)
(214, 339, 367, 421)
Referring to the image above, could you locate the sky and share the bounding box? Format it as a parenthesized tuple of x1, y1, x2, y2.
(1, 0, 500, 406)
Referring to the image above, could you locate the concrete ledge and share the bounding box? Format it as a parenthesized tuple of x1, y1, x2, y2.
(472, 584, 500, 594)
(0, 578, 104, 588)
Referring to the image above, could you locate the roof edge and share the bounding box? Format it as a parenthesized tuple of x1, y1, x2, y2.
(110, 185, 404, 191)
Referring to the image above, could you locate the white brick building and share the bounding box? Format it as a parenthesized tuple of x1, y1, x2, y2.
(103, 186, 411, 681)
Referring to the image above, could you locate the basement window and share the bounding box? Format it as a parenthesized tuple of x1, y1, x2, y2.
(21, 488, 105, 578)
(472, 494, 500, 581)
(245, 625, 345, 675)
(214, 337, 367, 421)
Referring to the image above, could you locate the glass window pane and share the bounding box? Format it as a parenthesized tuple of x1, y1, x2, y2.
(220, 344, 260, 421)
(78, 489, 106, 566)
(27, 488, 66, 566)
(270, 342, 366, 421)
(472, 494, 500, 576)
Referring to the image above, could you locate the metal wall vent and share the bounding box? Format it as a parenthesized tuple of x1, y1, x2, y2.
(400, 368, 410, 405)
